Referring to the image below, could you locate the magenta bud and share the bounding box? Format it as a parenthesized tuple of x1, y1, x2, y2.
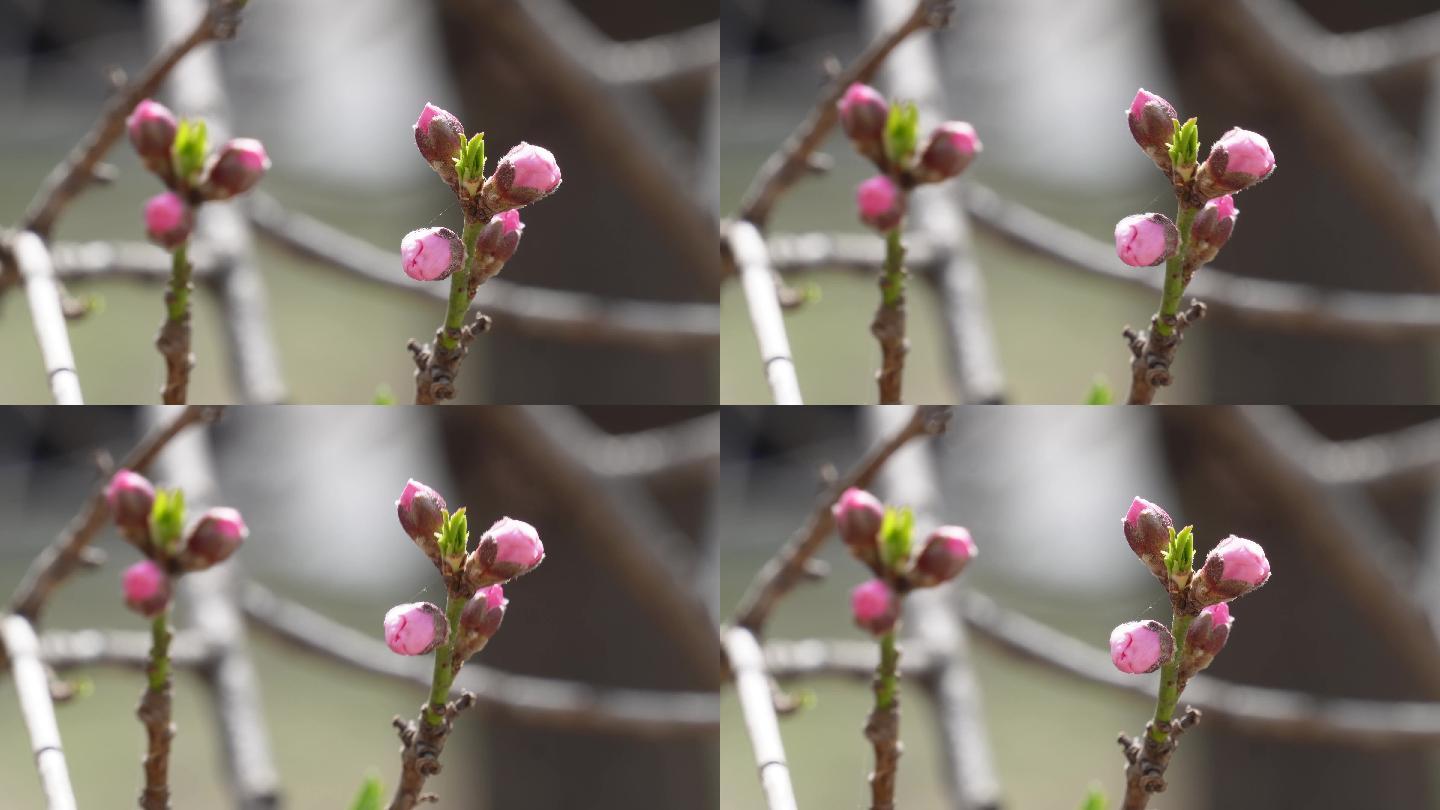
(1114, 213, 1179, 267)
(143, 192, 193, 250)
(1184, 602, 1232, 667)
(414, 103, 466, 180)
(177, 507, 248, 571)
(856, 175, 905, 232)
(1109, 619, 1174, 674)
(465, 517, 544, 588)
(1127, 88, 1178, 167)
(474, 209, 524, 266)
(106, 469, 156, 534)
(1190, 194, 1238, 263)
(851, 579, 900, 637)
(1197, 127, 1275, 198)
(396, 479, 447, 562)
(461, 584, 508, 640)
(484, 142, 562, 210)
(201, 138, 269, 201)
(1123, 496, 1173, 577)
(127, 99, 177, 165)
(915, 121, 981, 183)
(910, 525, 977, 587)
(400, 227, 464, 282)
(838, 83, 889, 157)
(122, 560, 171, 618)
(1193, 535, 1271, 605)
(383, 601, 449, 656)
(832, 487, 885, 569)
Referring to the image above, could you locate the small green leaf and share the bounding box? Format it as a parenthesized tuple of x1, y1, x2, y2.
(1079, 784, 1107, 810)
(1167, 117, 1199, 172)
(435, 507, 469, 559)
(452, 132, 487, 193)
(148, 488, 186, 552)
(171, 118, 209, 184)
(879, 506, 914, 570)
(1163, 524, 1195, 576)
(1084, 376, 1113, 405)
(372, 386, 395, 406)
(883, 102, 920, 166)
(348, 776, 384, 810)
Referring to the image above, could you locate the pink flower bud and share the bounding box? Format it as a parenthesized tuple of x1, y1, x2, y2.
(400, 227, 464, 282)
(1197, 128, 1275, 197)
(1123, 497, 1173, 578)
(1193, 535, 1271, 605)
(201, 138, 270, 200)
(856, 175, 905, 232)
(462, 584, 507, 640)
(1190, 195, 1238, 262)
(122, 560, 171, 618)
(1109, 619, 1174, 674)
(177, 507, 248, 571)
(465, 517, 544, 588)
(838, 83, 889, 154)
(485, 142, 562, 209)
(413, 103, 466, 178)
(916, 122, 981, 183)
(1126, 88, 1178, 165)
(383, 601, 449, 656)
(1184, 602, 1232, 670)
(851, 579, 900, 637)
(474, 209, 524, 266)
(127, 99, 177, 164)
(396, 479, 447, 561)
(910, 525, 977, 587)
(1114, 212, 1179, 267)
(143, 192, 193, 250)
(106, 469, 156, 534)
(833, 487, 885, 569)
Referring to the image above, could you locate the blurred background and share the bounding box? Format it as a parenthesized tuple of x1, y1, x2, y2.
(0, 405, 719, 808)
(0, 0, 718, 404)
(721, 405, 1440, 808)
(721, 0, 1440, 404)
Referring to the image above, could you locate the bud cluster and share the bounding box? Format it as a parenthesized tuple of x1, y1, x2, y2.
(385, 479, 544, 660)
(106, 468, 250, 618)
(837, 82, 981, 234)
(1110, 496, 1271, 680)
(835, 486, 978, 637)
(126, 98, 270, 249)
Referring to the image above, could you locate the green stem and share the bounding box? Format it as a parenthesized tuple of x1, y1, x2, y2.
(1147, 610, 1194, 744)
(148, 610, 171, 691)
(1153, 206, 1197, 338)
(876, 630, 900, 710)
(880, 228, 906, 307)
(166, 242, 190, 322)
(438, 220, 483, 351)
(422, 594, 467, 727)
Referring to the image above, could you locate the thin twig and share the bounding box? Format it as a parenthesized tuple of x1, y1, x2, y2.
(724, 220, 803, 404)
(731, 406, 952, 633)
(522, 409, 719, 481)
(722, 626, 799, 810)
(2, 615, 78, 810)
(138, 611, 174, 810)
(7, 405, 219, 623)
(40, 628, 212, 672)
(1242, 0, 1440, 79)
(9, 231, 83, 404)
(520, 0, 718, 89)
(761, 638, 940, 680)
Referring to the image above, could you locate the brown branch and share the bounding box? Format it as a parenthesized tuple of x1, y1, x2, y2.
(865, 643, 902, 810)
(1242, 0, 1440, 79)
(247, 192, 719, 351)
(388, 691, 475, 810)
(1124, 301, 1208, 405)
(6, 405, 220, 623)
(138, 615, 174, 810)
(7, 231, 83, 404)
(1237, 410, 1440, 487)
(871, 275, 907, 405)
(156, 249, 194, 405)
(523, 409, 719, 481)
(2, 615, 78, 810)
(241, 581, 718, 737)
(21, 0, 246, 236)
(1118, 707, 1200, 810)
(521, 0, 718, 89)
(723, 220, 803, 404)
(731, 405, 952, 633)
(722, 626, 799, 810)
(735, 0, 953, 226)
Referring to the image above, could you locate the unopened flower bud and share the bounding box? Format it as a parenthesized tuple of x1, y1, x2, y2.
(1182, 602, 1232, 676)
(1196, 127, 1275, 198)
(856, 175, 905, 232)
(400, 227, 464, 282)
(465, 517, 544, 588)
(474, 209, 524, 267)
(201, 138, 269, 201)
(1127, 88, 1178, 169)
(144, 192, 193, 249)
(107, 469, 156, 535)
(122, 560, 171, 618)
(1114, 212, 1179, 267)
(383, 601, 449, 656)
(1123, 497, 1173, 578)
(838, 83, 889, 159)
(414, 103, 466, 184)
(1109, 619, 1174, 674)
(127, 99, 177, 168)
(1193, 535, 1271, 605)
(177, 507, 247, 571)
(833, 488, 884, 569)
(851, 579, 900, 637)
(910, 525, 977, 587)
(396, 479, 447, 564)
(454, 584, 508, 661)
(483, 142, 562, 210)
(1190, 195, 1238, 264)
(915, 122, 981, 183)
